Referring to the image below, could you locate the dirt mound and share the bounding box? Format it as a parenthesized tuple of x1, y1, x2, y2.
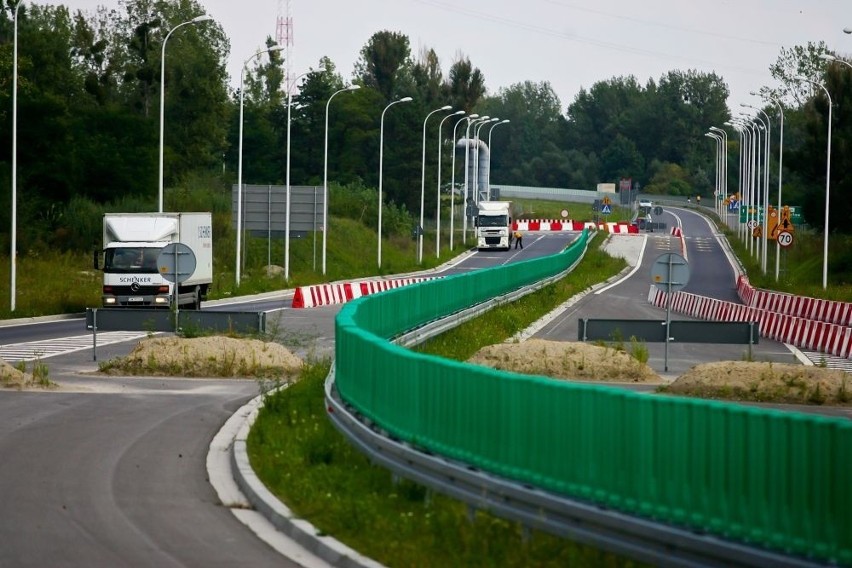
(0, 360, 35, 389)
(99, 336, 303, 379)
(664, 361, 852, 406)
(468, 339, 661, 383)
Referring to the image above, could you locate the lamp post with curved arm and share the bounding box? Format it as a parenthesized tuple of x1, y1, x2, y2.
(820, 53, 852, 71)
(795, 76, 833, 289)
(158, 14, 212, 213)
(473, 118, 498, 201)
(235, 46, 286, 286)
(419, 105, 452, 264)
(322, 84, 360, 275)
(486, 119, 510, 200)
(10, 0, 26, 312)
(742, 104, 771, 273)
(753, 91, 786, 281)
(726, 121, 746, 239)
(708, 126, 727, 218)
(436, 110, 465, 257)
(705, 132, 722, 218)
(462, 116, 488, 243)
(378, 96, 413, 269)
(284, 67, 325, 280)
(450, 114, 476, 251)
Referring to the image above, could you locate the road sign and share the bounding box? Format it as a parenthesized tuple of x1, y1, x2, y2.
(777, 230, 794, 248)
(747, 219, 758, 229)
(651, 253, 690, 292)
(601, 204, 612, 215)
(561, 209, 568, 218)
(602, 196, 612, 206)
(157, 243, 196, 284)
(654, 206, 663, 216)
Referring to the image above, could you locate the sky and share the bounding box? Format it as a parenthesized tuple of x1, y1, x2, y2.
(57, 0, 852, 113)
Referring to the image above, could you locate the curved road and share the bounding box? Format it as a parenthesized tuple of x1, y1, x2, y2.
(0, 236, 571, 566)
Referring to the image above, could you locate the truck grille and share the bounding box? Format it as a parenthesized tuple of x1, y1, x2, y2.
(106, 285, 164, 295)
(485, 237, 502, 245)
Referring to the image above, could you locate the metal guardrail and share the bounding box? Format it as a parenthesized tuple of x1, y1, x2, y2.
(324, 368, 820, 568)
(85, 307, 265, 360)
(325, 259, 830, 567)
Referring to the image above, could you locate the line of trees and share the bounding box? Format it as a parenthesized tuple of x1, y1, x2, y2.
(0, 1, 850, 258)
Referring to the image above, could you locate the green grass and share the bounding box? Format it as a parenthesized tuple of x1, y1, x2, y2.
(248, 232, 645, 567)
(249, 362, 644, 568)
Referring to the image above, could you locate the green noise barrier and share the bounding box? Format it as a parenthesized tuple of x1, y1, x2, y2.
(334, 229, 851, 565)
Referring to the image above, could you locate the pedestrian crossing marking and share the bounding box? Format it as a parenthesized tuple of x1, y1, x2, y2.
(0, 332, 148, 363)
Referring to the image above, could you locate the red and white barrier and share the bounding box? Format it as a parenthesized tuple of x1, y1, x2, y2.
(648, 285, 852, 358)
(512, 219, 638, 234)
(737, 275, 852, 327)
(292, 276, 439, 308)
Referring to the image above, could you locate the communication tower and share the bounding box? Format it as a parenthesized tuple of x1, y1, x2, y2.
(276, 0, 294, 92)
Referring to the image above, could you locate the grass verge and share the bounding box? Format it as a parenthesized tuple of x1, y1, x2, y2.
(248, 233, 645, 567)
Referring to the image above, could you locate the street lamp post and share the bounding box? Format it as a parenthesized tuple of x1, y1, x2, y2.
(436, 110, 465, 257)
(821, 53, 852, 71)
(709, 126, 727, 219)
(726, 121, 745, 237)
(705, 132, 722, 218)
(10, 0, 25, 312)
(450, 114, 476, 251)
(753, 91, 785, 281)
(158, 14, 212, 213)
(284, 67, 325, 281)
(486, 119, 510, 200)
(742, 104, 771, 274)
(419, 105, 452, 264)
(795, 76, 833, 289)
(236, 46, 285, 287)
(378, 96, 413, 269)
(323, 84, 360, 275)
(463, 116, 488, 243)
(473, 118, 497, 201)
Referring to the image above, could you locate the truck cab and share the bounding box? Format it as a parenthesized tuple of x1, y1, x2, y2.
(475, 201, 513, 250)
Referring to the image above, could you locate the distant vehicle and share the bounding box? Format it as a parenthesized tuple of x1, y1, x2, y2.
(95, 212, 213, 309)
(475, 201, 513, 250)
(639, 199, 653, 208)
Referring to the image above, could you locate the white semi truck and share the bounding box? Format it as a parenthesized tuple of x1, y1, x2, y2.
(95, 212, 213, 309)
(475, 201, 513, 250)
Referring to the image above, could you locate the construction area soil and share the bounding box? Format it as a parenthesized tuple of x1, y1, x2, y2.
(2, 336, 850, 407)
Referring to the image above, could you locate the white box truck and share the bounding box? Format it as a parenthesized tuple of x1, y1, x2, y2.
(95, 212, 213, 309)
(475, 201, 513, 250)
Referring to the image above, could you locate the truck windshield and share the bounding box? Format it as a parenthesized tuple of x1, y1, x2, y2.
(104, 247, 161, 274)
(478, 215, 508, 228)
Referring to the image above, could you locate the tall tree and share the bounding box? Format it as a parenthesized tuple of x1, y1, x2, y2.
(353, 30, 411, 100)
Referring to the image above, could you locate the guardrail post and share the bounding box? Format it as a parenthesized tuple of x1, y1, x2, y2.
(91, 308, 98, 361)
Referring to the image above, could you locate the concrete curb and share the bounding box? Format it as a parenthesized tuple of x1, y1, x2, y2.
(208, 391, 384, 568)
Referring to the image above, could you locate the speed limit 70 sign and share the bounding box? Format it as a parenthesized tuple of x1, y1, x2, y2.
(777, 230, 794, 248)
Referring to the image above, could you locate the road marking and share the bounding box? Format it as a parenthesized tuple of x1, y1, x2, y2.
(798, 350, 852, 372)
(0, 332, 147, 363)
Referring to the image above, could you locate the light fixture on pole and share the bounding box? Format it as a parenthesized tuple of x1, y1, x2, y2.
(462, 116, 488, 243)
(419, 105, 452, 264)
(845, 28, 852, 34)
(705, 132, 722, 218)
(486, 119, 510, 200)
(322, 84, 360, 276)
(377, 96, 413, 269)
(742, 104, 771, 273)
(158, 14, 212, 213)
(753, 91, 786, 282)
(436, 110, 465, 257)
(236, 46, 286, 287)
(708, 126, 727, 218)
(10, 0, 25, 312)
(284, 66, 325, 281)
(450, 114, 476, 251)
(794, 76, 833, 289)
(473, 118, 498, 201)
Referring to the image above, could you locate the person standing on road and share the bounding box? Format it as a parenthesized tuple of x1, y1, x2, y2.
(513, 230, 523, 249)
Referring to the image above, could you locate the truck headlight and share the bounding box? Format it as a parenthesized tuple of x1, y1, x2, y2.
(104, 297, 116, 305)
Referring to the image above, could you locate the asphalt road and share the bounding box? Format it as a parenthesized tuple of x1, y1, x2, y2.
(532, 207, 799, 378)
(0, 237, 572, 567)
